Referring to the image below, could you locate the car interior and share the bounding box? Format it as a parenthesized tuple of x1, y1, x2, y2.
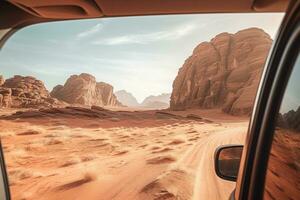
(0, 0, 299, 200)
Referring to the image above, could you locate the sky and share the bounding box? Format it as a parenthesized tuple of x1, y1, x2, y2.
(280, 55, 300, 113)
(0, 13, 284, 103)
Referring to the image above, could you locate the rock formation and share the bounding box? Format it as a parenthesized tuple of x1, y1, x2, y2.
(278, 106, 300, 131)
(0, 75, 4, 86)
(115, 90, 139, 107)
(170, 28, 272, 115)
(141, 93, 171, 109)
(0, 76, 11, 108)
(0, 75, 61, 108)
(50, 73, 121, 107)
(0, 87, 12, 108)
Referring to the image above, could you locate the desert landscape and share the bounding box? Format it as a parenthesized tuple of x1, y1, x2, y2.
(1, 107, 248, 200)
(263, 107, 300, 200)
(0, 28, 272, 200)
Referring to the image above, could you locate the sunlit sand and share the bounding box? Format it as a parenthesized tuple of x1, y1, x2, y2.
(0, 107, 248, 200)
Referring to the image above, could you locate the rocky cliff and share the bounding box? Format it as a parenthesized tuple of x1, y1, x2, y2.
(51, 73, 121, 107)
(170, 28, 272, 115)
(0, 75, 61, 108)
(115, 90, 139, 107)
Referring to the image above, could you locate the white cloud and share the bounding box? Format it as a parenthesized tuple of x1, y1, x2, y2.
(93, 23, 196, 45)
(77, 23, 104, 38)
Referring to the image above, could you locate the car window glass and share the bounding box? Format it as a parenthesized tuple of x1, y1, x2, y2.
(0, 13, 283, 200)
(263, 54, 300, 200)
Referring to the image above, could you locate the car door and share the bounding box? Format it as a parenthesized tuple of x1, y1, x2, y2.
(0, 140, 10, 200)
(235, 0, 300, 199)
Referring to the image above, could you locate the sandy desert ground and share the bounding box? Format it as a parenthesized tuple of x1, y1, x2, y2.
(0, 107, 248, 200)
(263, 129, 300, 200)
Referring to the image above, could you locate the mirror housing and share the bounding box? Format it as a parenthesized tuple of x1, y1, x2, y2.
(214, 145, 243, 182)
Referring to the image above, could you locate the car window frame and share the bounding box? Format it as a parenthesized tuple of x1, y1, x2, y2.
(0, 140, 10, 200)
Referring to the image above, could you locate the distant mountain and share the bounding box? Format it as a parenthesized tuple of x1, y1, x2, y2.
(141, 93, 171, 109)
(141, 101, 169, 109)
(115, 90, 139, 107)
(141, 93, 171, 105)
(114, 91, 171, 109)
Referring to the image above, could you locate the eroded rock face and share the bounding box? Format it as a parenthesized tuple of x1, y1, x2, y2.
(0, 75, 60, 108)
(170, 28, 272, 115)
(50, 73, 121, 107)
(0, 75, 4, 86)
(0, 87, 12, 108)
(0, 76, 11, 108)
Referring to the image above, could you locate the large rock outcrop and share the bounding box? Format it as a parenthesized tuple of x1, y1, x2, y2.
(0, 75, 61, 108)
(170, 28, 272, 115)
(50, 73, 121, 107)
(115, 90, 139, 107)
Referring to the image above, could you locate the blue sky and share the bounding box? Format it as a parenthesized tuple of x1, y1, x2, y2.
(0, 13, 284, 102)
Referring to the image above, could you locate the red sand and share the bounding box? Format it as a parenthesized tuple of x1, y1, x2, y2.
(0, 108, 248, 200)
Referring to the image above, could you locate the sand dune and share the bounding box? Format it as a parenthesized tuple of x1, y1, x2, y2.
(0, 108, 248, 200)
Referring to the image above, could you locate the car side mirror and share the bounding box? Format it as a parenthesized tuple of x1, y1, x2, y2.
(214, 145, 243, 182)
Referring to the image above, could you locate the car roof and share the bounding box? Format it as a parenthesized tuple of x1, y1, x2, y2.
(1, 0, 289, 29)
